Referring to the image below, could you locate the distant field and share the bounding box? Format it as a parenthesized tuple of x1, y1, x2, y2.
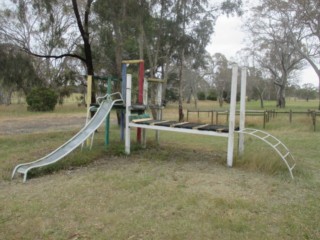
(0, 100, 319, 239)
(10, 92, 83, 105)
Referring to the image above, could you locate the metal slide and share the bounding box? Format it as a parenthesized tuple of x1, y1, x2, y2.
(12, 93, 123, 182)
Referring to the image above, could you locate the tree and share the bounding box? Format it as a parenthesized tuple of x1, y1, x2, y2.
(0, 0, 97, 103)
(300, 83, 317, 101)
(0, 44, 41, 104)
(211, 53, 231, 107)
(1, 0, 243, 113)
(170, 0, 242, 120)
(278, 0, 320, 109)
(247, 67, 269, 108)
(245, 1, 304, 108)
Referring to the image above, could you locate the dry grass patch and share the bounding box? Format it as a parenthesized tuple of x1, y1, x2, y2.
(1, 150, 319, 239)
(0, 101, 320, 239)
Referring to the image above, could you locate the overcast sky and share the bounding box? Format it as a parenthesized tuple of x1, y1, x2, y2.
(207, 15, 318, 86)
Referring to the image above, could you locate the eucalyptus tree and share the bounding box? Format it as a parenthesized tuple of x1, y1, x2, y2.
(245, 1, 304, 108)
(294, 0, 320, 109)
(0, 0, 97, 103)
(94, 0, 242, 121)
(0, 44, 40, 104)
(211, 53, 231, 107)
(260, 0, 320, 109)
(169, 0, 242, 120)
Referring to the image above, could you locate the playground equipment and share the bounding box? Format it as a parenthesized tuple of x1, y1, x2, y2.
(124, 64, 241, 166)
(124, 64, 296, 178)
(89, 75, 119, 146)
(237, 128, 296, 179)
(12, 92, 123, 182)
(121, 60, 145, 142)
(11, 61, 296, 182)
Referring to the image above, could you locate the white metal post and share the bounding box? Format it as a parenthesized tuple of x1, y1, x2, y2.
(227, 64, 238, 167)
(142, 79, 148, 148)
(143, 78, 148, 105)
(155, 82, 162, 143)
(239, 67, 247, 155)
(125, 74, 132, 154)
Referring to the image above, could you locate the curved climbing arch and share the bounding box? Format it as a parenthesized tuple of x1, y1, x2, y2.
(238, 128, 296, 179)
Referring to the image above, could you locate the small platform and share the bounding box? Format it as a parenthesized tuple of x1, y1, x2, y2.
(131, 119, 238, 133)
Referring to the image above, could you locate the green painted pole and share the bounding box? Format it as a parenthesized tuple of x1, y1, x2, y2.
(105, 77, 112, 146)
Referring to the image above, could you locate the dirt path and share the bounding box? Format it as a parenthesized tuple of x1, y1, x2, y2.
(0, 114, 86, 135)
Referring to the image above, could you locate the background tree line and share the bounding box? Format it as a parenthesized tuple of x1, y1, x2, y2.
(0, 0, 319, 114)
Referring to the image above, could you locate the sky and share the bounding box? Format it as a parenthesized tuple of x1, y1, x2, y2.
(207, 15, 319, 87)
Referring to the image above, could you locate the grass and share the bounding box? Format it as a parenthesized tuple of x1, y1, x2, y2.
(0, 100, 320, 239)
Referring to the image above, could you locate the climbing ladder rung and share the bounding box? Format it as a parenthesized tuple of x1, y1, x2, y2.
(238, 128, 296, 179)
(262, 134, 270, 139)
(242, 129, 256, 135)
(273, 142, 281, 148)
(283, 152, 290, 159)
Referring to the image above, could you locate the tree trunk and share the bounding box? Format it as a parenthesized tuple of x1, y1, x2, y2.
(277, 86, 286, 108)
(318, 75, 320, 110)
(178, 49, 185, 122)
(256, 87, 264, 108)
(259, 94, 264, 108)
(72, 0, 96, 104)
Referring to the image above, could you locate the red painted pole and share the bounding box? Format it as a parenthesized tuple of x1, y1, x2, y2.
(137, 61, 144, 142)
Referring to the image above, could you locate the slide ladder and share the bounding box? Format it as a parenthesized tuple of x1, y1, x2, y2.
(238, 128, 296, 179)
(12, 92, 123, 182)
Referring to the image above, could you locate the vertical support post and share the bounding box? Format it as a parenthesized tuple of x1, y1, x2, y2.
(138, 61, 144, 104)
(125, 74, 132, 154)
(121, 64, 127, 102)
(105, 77, 112, 146)
(155, 82, 162, 143)
(87, 75, 92, 115)
(239, 67, 247, 156)
(137, 61, 144, 143)
(143, 79, 148, 105)
(227, 64, 238, 167)
(121, 64, 127, 141)
(86, 75, 92, 147)
(216, 112, 218, 124)
(142, 79, 148, 148)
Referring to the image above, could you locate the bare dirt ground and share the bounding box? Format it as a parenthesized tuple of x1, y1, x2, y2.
(0, 114, 86, 135)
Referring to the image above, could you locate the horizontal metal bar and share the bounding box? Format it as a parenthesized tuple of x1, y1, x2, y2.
(128, 123, 229, 137)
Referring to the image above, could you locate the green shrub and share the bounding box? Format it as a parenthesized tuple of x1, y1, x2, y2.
(207, 90, 217, 101)
(197, 91, 206, 100)
(26, 87, 58, 111)
(165, 88, 179, 102)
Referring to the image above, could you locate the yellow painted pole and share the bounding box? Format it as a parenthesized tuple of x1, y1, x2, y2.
(86, 75, 92, 147)
(122, 59, 144, 64)
(87, 75, 92, 113)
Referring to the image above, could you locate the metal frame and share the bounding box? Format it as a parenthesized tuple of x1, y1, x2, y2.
(238, 128, 296, 179)
(124, 64, 240, 165)
(123, 64, 296, 179)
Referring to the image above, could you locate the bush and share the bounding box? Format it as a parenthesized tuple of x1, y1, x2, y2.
(26, 87, 58, 111)
(165, 88, 179, 102)
(197, 91, 206, 100)
(207, 90, 217, 101)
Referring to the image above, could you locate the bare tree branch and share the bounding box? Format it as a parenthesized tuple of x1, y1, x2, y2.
(23, 47, 86, 63)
